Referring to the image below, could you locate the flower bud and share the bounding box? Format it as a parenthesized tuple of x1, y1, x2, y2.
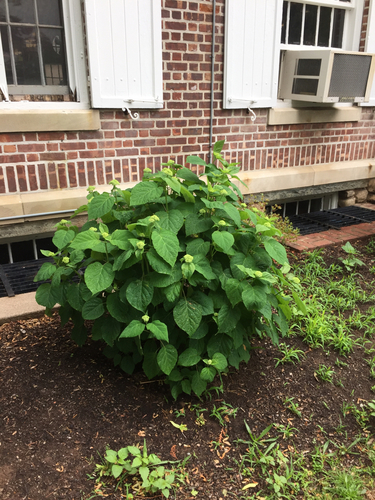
(87, 186, 95, 193)
(199, 208, 206, 214)
(264, 222, 271, 228)
(162, 167, 173, 176)
(102, 232, 109, 238)
(62, 257, 70, 264)
(109, 179, 120, 186)
(142, 314, 150, 323)
(241, 203, 247, 208)
(89, 227, 98, 232)
(184, 254, 194, 263)
(144, 167, 152, 173)
(149, 215, 160, 223)
(254, 271, 263, 278)
(137, 241, 146, 250)
(218, 220, 226, 226)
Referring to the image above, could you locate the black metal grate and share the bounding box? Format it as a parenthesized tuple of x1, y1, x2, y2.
(288, 206, 375, 235)
(0, 258, 53, 298)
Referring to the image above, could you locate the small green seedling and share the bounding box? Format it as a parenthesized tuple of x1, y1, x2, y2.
(340, 242, 365, 272)
(283, 397, 302, 418)
(315, 364, 335, 383)
(275, 343, 305, 367)
(170, 421, 188, 433)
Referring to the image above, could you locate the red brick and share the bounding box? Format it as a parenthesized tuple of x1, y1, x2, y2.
(27, 165, 38, 191)
(40, 152, 66, 161)
(60, 142, 86, 151)
(27, 154, 39, 162)
(87, 161, 96, 185)
(0, 133, 23, 143)
(79, 150, 104, 159)
(48, 163, 58, 189)
(67, 163, 77, 188)
(57, 163, 68, 189)
(0, 167, 5, 194)
(0, 154, 25, 163)
(37, 164, 48, 190)
(77, 162, 86, 187)
(38, 132, 65, 141)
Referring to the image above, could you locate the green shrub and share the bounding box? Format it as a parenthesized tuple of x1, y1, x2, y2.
(35, 141, 304, 398)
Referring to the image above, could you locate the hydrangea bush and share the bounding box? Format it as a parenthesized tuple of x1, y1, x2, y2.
(35, 141, 305, 398)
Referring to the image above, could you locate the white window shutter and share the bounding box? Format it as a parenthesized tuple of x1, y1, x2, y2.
(84, 0, 163, 109)
(362, 0, 375, 106)
(0, 33, 9, 102)
(223, 0, 282, 109)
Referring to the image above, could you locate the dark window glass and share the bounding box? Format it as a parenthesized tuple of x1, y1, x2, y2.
(285, 202, 298, 217)
(0, 25, 13, 83)
(11, 239, 34, 262)
(296, 59, 321, 76)
(0, 0, 6, 22)
(12, 26, 41, 84)
(288, 2, 303, 45)
(318, 6, 331, 46)
(36, 237, 54, 257)
(292, 77, 319, 96)
(40, 27, 67, 84)
(0, 243, 9, 264)
(9, 0, 35, 24)
(310, 198, 323, 211)
(37, 0, 62, 26)
(331, 8, 345, 48)
(303, 4, 317, 45)
(281, 1, 288, 44)
(298, 200, 309, 215)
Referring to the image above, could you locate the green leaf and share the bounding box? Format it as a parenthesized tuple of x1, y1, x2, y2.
(35, 283, 58, 308)
(242, 285, 267, 310)
(155, 209, 184, 233)
(112, 210, 134, 225)
(82, 297, 105, 320)
(180, 185, 195, 203)
(191, 372, 207, 396)
(107, 292, 129, 323)
(200, 366, 216, 382)
(176, 167, 201, 183)
(130, 181, 163, 206)
(34, 262, 56, 282)
(146, 248, 172, 274)
(112, 464, 124, 479)
(218, 304, 241, 333)
(66, 283, 85, 311)
(106, 449, 118, 463)
(207, 333, 233, 358)
(71, 323, 87, 346)
(186, 238, 210, 256)
(164, 282, 182, 302)
(292, 291, 307, 315)
(113, 249, 133, 271)
(85, 262, 114, 295)
(52, 229, 75, 250)
(101, 316, 121, 346)
(181, 379, 191, 395)
(213, 140, 225, 155)
(126, 280, 154, 312)
(139, 466, 150, 483)
(173, 299, 202, 337)
(165, 177, 181, 194)
(191, 291, 214, 315)
(264, 238, 288, 265)
(178, 348, 200, 367)
(109, 230, 133, 250)
(120, 320, 145, 338)
(186, 155, 207, 166)
(70, 231, 100, 251)
(157, 344, 178, 375)
(120, 355, 135, 375)
(212, 231, 234, 253)
(185, 213, 213, 236)
(222, 203, 242, 227)
(88, 192, 115, 219)
(224, 279, 242, 307)
(147, 321, 169, 342)
(193, 254, 216, 280)
(212, 352, 228, 371)
(151, 228, 179, 267)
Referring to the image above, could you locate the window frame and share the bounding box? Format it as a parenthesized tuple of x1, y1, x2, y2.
(0, 0, 89, 110)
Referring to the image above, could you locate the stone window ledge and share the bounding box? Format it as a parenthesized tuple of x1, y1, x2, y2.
(0, 109, 100, 133)
(268, 106, 362, 125)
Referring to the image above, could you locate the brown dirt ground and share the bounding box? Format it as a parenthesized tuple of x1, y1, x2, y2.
(1, 237, 375, 500)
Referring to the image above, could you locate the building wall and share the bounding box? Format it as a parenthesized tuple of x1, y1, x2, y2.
(0, 0, 374, 198)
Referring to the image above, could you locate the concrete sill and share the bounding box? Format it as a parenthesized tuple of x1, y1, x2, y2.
(268, 106, 362, 125)
(0, 109, 100, 133)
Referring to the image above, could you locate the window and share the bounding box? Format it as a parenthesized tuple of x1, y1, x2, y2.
(223, 0, 367, 110)
(0, 0, 88, 107)
(0, 0, 69, 96)
(281, 0, 352, 49)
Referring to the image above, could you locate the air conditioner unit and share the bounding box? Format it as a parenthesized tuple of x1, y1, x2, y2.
(278, 49, 375, 103)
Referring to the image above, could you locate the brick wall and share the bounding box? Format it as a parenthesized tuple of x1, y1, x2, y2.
(0, 0, 374, 196)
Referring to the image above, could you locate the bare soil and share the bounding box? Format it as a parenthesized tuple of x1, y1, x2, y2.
(1, 237, 375, 500)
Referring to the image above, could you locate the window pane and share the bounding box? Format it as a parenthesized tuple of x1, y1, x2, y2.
(12, 26, 41, 84)
(281, 1, 288, 44)
(40, 27, 67, 85)
(331, 8, 345, 48)
(0, 0, 6, 22)
(0, 25, 13, 83)
(288, 2, 303, 45)
(37, 0, 62, 26)
(318, 6, 331, 47)
(303, 4, 317, 46)
(9, 0, 35, 24)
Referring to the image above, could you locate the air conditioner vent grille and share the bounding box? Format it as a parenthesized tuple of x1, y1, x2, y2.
(328, 53, 372, 98)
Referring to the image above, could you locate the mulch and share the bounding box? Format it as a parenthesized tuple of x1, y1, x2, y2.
(1, 237, 375, 499)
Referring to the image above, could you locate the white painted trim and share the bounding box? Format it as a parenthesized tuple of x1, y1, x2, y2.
(361, 0, 375, 105)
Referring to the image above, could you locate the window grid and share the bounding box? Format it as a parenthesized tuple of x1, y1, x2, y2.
(281, 0, 353, 49)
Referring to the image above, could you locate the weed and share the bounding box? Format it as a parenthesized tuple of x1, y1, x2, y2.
(323, 468, 366, 499)
(210, 402, 238, 426)
(315, 364, 335, 383)
(283, 397, 302, 418)
(340, 241, 365, 272)
(274, 343, 305, 367)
